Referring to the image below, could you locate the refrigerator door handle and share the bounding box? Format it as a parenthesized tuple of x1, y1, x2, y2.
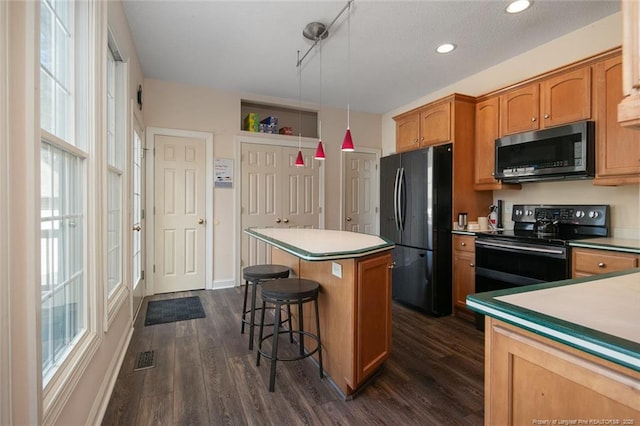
(393, 168, 401, 231)
(399, 167, 406, 231)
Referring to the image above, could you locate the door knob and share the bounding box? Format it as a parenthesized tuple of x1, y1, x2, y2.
(283, 218, 289, 223)
(275, 218, 282, 223)
(198, 218, 205, 225)
(346, 217, 352, 222)
(132, 225, 141, 232)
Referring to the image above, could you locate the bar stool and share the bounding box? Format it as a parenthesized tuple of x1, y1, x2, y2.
(241, 264, 290, 350)
(256, 278, 323, 392)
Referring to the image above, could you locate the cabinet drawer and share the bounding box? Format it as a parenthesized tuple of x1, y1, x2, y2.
(572, 248, 638, 275)
(453, 235, 475, 253)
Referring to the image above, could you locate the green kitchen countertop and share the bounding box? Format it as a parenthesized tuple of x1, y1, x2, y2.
(467, 269, 640, 373)
(569, 237, 640, 254)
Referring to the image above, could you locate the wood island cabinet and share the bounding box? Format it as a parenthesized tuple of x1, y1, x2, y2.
(272, 246, 393, 396)
(485, 318, 640, 424)
(572, 247, 639, 278)
(452, 234, 475, 320)
(594, 55, 640, 185)
(500, 66, 592, 136)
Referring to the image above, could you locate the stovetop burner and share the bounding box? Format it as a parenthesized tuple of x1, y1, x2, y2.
(477, 204, 610, 245)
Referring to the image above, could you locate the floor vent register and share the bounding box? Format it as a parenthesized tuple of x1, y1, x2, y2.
(134, 350, 156, 371)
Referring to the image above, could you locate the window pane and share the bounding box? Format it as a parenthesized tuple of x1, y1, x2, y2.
(40, 2, 53, 72)
(107, 170, 121, 295)
(41, 143, 85, 381)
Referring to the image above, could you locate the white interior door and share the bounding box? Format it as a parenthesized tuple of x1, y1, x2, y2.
(154, 134, 206, 293)
(344, 151, 379, 234)
(131, 123, 145, 316)
(240, 143, 319, 271)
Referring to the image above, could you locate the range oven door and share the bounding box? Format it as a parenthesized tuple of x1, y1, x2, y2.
(474, 237, 569, 329)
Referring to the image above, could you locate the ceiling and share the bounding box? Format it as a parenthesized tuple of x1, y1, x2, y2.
(122, 1, 620, 115)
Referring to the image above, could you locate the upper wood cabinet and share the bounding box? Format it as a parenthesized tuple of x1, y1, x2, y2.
(394, 100, 452, 152)
(395, 113, 420, 152)
(500, 67, 592, 136)
(474, 96, 521, 191)
(420, 101, 451, 146)
(594, 55, 640, 185)
(618, 1, 640, 128)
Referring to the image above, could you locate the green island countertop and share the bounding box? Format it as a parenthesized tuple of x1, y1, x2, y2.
(467, 269, 640, 373)
(244, 228, 394, 261)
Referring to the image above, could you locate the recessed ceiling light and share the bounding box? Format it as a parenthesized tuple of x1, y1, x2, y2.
(436, 43, 456, 54)
(506, 0, 532, 14)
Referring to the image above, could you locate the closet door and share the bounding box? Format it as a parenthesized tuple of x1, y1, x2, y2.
(240, 143, 318, 271)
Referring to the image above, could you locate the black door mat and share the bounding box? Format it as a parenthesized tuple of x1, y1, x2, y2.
(144, 296, 206, 326)
(134, 350, 156, 370)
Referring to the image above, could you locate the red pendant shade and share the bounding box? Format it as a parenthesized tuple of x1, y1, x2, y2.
(294, 150, 305, 166)
(341, 128, 355, 152)
(314, 140, 326, 160)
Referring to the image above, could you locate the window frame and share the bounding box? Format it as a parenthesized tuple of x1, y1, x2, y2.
(104, 29, 129, 327)
(39, 1, 102, 422)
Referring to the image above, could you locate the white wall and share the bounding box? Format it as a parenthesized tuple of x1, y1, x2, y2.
(382, 12, 640, 239)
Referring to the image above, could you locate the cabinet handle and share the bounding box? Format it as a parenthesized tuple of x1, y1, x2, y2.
(469, 263, 474, 267)
(420, 136, 424, 141)
(531, 117, 537, 122)
(544, 113, 550, 119)
(598, 262, 605, 268)
(461, 242, 466, 246)
(388, 261, 397, 269)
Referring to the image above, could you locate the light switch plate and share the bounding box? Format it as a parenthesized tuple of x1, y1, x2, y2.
(331, 262, 342, 278)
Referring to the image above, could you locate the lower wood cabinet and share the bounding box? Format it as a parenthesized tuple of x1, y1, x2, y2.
(485, 318, 640, 424)
(452, 234, 476, 320)
(572, 247, 639, 278)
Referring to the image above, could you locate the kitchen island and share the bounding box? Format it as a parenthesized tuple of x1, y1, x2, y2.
(245, 228, 395, 398)
(467, 270, 640, 424)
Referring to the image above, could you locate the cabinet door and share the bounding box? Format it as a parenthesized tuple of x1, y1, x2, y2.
(571, 247, 639, 278)
(618, 1, 640, 128)
(595, 56, 640, 184)
(420, 101, 451, 146)
(395, 112, 420, 152)
(541, 67, 592, 127)
(500, 84, 540, 135)
(453, 249, 475, 313)
(475, 97, 500, 188)
(356, 253, 392, 385)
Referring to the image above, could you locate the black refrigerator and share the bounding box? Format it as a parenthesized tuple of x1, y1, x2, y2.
(380, 144, 452, 316)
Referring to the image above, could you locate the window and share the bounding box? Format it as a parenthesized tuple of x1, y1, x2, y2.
(106, 40, 125, 298)
(40, 0, 91, 386)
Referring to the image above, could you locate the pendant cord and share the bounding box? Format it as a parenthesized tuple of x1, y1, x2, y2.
(346, 1, 351, 130)
(318, 41, 322, 141)
(298, 50, 302, 149)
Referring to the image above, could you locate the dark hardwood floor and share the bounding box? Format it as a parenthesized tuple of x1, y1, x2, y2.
(102, 287, 485, 425)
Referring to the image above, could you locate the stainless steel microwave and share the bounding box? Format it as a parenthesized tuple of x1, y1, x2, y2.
(494, 121, 595, 183)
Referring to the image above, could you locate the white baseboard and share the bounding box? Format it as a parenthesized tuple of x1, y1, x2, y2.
(211, 278, 236, 289)
(87, 325, 134, 425)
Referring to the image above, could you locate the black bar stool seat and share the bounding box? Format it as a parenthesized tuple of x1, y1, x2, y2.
(256, 278, 323, 392)
(241, 264, 290, 350)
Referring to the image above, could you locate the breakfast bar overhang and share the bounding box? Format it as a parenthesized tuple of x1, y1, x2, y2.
(245, 228, 395, 397)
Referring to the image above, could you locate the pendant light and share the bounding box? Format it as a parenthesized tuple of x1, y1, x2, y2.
(341, 1, 355, 152)
(315, 39, 326, 160)
(295, 50, 305, 167)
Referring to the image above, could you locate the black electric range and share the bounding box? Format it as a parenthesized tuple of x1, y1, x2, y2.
(473, 204, 610, 330)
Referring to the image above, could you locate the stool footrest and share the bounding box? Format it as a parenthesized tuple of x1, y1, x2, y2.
(257, 330, 321, 363)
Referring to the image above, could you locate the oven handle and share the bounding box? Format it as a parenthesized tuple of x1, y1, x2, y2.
(475, 240, 566, 256)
